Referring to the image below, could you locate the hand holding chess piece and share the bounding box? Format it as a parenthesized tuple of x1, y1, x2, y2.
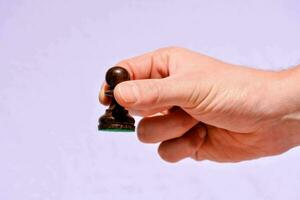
(98, 66, 135, 132)
(99, 48, 300, 163)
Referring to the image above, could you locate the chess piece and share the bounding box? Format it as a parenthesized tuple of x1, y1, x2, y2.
(98, 66, 135, 132)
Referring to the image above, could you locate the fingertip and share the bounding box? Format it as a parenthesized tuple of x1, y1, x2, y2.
(136, 119, 146, 143)
(157, 124, 207, 163)
(99, 83, 111, 105)
(113, 83, 129, 107)
(158, 142, 181, 163)
(114, 82, 139, 108)
(136, 118, 157, 144)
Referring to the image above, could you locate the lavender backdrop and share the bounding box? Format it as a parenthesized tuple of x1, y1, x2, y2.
(1, 0, 300, 199)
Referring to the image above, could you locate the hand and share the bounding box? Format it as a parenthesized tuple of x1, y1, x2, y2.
(99, 47, 300, 163)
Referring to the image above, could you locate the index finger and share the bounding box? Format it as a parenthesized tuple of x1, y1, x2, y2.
(99, 48, 172, 106)
(99, 82, 111, 105)
(115, 48, 171, 80)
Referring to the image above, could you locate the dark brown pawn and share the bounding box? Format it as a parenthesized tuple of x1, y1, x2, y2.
(98, 66, 135, 131)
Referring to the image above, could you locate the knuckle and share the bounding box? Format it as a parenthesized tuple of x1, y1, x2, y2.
(155, 46, 186, 58)
(154, 47, 186, 62)
(156, 46, 185, 53)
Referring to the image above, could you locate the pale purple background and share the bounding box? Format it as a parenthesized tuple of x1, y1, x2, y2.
(1, 0, 300, 199)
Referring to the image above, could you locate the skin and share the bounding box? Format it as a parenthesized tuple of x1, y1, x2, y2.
(99, 47, 300, 163)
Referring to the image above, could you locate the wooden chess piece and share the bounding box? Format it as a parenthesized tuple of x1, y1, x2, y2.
(98, 66, 135, 132)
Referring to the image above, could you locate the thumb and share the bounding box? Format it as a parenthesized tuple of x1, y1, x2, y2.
(114, 77, 194, 109)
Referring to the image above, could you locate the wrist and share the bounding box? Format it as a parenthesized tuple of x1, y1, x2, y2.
(272, 65, 300, 146)
(276, 66, 300, 115)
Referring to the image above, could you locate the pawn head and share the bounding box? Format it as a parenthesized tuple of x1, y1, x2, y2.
(105, 66, 130, 89)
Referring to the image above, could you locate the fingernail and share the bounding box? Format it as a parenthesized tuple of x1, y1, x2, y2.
(117, 83, 138, 104)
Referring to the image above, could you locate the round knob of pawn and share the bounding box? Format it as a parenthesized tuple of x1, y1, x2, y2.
(105, 66, 130, 89)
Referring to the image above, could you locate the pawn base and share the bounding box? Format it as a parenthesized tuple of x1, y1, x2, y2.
(98, 122, 135, 132)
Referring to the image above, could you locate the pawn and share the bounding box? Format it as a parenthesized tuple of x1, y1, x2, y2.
(98, 66, 135, 132)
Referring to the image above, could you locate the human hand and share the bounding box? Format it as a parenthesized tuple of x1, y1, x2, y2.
(99, 47, 300, 163)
